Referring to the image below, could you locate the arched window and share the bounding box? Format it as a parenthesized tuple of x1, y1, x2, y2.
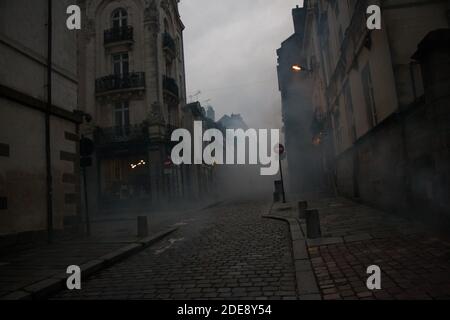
(112, 8, 128, 29)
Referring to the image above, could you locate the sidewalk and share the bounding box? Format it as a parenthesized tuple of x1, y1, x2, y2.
(270, 197, 450, 300)
(0, 201, 220, 300)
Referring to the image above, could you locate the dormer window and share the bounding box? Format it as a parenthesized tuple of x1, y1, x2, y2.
(112, 8, 128, 29)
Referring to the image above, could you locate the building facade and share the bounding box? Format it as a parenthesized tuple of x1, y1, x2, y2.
(277, 5, 330, 198)
(78, 0, 187, 212)
(205, 105, 215, 122)
(182, 102, 218, 200)
(281, 0, 450, 227)
(217, 113, 249, 130)
(0, 0, 81, 240)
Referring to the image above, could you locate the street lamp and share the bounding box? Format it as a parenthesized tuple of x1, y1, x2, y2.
(291, 64, 312, 73)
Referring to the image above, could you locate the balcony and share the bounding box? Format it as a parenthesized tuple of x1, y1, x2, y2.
(95, 124, 148, 148)
(104, 26, 134, 47)
(163, 76, 179, 103)
(163, 32, 176, 60)
(95, 72, 145, 96)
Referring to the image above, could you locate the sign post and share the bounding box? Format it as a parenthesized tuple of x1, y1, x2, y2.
(275, 144, 286, 203)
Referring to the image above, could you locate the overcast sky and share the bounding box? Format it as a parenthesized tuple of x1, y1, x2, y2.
(179, 0, 303, 129)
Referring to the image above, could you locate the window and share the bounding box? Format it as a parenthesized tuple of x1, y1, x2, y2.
(115, 101, 130, 136)
(361, 63, 378, 128)
(112, 53, 129, 75)
(344, 80, 356, 143)
(112, 8, 128, 29)
(0, 143, 9, 157)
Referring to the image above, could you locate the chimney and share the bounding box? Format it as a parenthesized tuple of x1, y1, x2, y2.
(292, 3, 307, 36)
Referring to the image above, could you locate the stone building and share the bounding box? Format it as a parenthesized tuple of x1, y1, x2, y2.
(277, 5, 330, 197)
(279, 0, 450, 227)
(181, 102, 218, 200)
(217, 113, 249, 130)
(0, 0, 81, 240)
(205, 105, 215, 122)
(77, 0, 187, 212)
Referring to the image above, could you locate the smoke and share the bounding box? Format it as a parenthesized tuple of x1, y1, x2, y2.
(216, 164, 274, 201)
(180, 0, 299, 130)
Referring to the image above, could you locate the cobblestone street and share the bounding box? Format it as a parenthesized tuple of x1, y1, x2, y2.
(0, 201, 215, 298)
(308, 199, 450, 300)
(54, 200, 298, 300)
(2, 0, 450, 311)
(309, 235, 450, 300)
(271, 197, 450, 300)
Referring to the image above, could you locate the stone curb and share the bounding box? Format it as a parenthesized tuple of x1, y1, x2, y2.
(0, 227, 178, 301)
(264, 206, 322, 300)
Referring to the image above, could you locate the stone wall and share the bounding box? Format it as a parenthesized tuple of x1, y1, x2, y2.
(337, 96, 449, 228)
(0, 0, 80, 237)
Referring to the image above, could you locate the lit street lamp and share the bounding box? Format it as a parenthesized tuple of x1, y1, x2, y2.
(291, 64, 312, 73)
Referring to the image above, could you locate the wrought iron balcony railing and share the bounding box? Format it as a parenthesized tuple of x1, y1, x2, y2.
(95, 72, 145, 94)
(94, 124, 148, 146)
(163, 32, 176, 56)
(104, 26, 134, 45)
(163, 75, 179, 98)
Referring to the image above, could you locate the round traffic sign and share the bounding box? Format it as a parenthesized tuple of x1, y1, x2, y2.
(164, 157, 172, 167)
(275, 144, 285, 155)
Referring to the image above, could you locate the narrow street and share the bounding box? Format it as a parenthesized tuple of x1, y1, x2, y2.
(1, 0, 450, 307)
(51, 197, 450, 301)
(54, 199, 298, 300)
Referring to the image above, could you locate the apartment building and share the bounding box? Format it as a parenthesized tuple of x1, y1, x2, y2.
(277, 5, 329, 197)
(280, 0, 450, 226)
(77, 0, 187, 212)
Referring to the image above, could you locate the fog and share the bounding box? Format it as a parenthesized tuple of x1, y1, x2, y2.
(179, 0, 302, 130)
(177, 1, 302, 199)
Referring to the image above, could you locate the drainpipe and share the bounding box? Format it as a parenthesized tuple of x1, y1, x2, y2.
(46, 0, 53, 243)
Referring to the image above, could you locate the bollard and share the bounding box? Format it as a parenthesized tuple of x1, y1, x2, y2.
(305, 209, 321, 239)
(137, 216, 149, 238)
(273, 192, 280, 203)
(298, 201, 308, 219)
(273, 180, 283, 203)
